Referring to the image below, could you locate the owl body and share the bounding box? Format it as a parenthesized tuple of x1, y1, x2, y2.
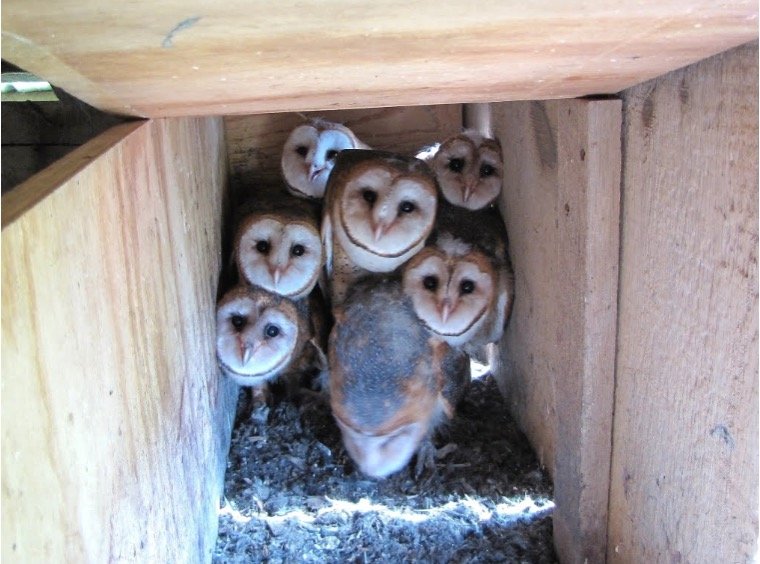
(404, 201, 514, 352)
(329, 276, 470, 478)
(419, 130, 503, 211)
(281, 119, 369, 200)
(322, 150, 438, 305)
(232, 188, 323, 301)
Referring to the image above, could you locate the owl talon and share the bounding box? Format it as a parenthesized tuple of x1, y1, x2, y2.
(413, 437, 438, 479)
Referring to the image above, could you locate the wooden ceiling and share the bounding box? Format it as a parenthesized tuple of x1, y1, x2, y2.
(2, 1, 757, 118)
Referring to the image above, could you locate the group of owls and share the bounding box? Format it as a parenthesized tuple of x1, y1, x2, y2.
(216, 118, 513, 479)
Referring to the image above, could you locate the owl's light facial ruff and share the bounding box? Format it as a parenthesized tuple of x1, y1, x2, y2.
(403, 236, 496, 346)
(337, 164, 437, 270)
(216, 287, 301, 386)
(430, 132, 503, 210)
(235, 216, 322, 300)
(281, 121, 364, 199)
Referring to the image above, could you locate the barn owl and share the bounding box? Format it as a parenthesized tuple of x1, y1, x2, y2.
(232, 190, 323, 301)
(322, 149, 438, 305)
(409, 201, 514, 354)
(418, 130, 503, 211)
(281, 118, 369, 200)
(216, 284, 325, 388)
(328, 275, 470, 479)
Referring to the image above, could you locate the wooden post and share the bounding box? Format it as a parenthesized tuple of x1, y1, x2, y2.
(608, 42, 758, 562)
(492, 97, 622, 563)
(1, 118, 238, 562)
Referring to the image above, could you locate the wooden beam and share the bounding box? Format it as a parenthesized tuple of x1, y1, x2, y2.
(2, 1, 756, 117)
(1, 118, 238, 562)
(492, 97, 621, 562)
(608, 42, 758, 562)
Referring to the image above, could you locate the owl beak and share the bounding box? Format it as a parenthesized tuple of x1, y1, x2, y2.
(239, 340, 254, 366)
(440, 300, 452, 323)
(462, 178, 477, 203)
(309, 163, 324, 182)
(373, 223, 387, 242)
(272, 267, 282, 286)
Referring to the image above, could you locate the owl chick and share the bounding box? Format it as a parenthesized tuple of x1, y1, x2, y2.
(281, 118, 369, 200)
(216, 284, 323, 388)
(409, 201, 514, 354)
(232, 189, 323, 301)
(322, 149, 438, 305)
(329, 276, 470, 478)
(419, 130, 503, 210)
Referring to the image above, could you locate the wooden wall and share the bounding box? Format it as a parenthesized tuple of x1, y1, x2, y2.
(608, 42, 758, 562)
(492, 98, 622, 563)
(1, 118, 238, 562)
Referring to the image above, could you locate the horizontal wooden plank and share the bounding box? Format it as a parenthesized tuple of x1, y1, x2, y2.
(1, 118, 238, 562)
(2, 1, 756, 117)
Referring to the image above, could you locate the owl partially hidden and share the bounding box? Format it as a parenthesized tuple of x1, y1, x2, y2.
(216, 284, 324, 388)
(322, 150, 438, 305)
(281, 119, 369, 200)
(403, 202, 514, 354)
(232, 191, 323, 301)
(419, 130, 503, 211)
(329, 276, 470, 478)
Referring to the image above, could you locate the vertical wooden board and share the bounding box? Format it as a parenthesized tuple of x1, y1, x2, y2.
(224, 105, 462, 200)
(1, 118, 239, 562)
(609, 43, 759, 562)
(493, 97, 621, 563)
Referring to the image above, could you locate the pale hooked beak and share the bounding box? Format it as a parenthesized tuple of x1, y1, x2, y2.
(462, 178, 478, 203)
(373, 223, 387, 242)
(272, 266, 283, 286)
(440, 299, 452, 323)
(239, 339, 257, 366)
(309, 163, 324, 182)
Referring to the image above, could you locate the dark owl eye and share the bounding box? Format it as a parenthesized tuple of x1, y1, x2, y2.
(480, 163, 496, 178)
(265, 324, 280, 338)
(460, 280, 475, 294)
(230, 315, 246, 330)
(423, 275, 438, 291)
(256, 240, 270, 254)
(448, 158, 465, 173)
(296, 146, 308, 157)
(291, 244, 305, 257)
(326, 149, 339, 160)
(398, 201, 416, 214)
(362, 189, 377, 205)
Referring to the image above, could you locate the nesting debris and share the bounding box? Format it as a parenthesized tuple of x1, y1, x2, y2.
(214, 375, 556, 563)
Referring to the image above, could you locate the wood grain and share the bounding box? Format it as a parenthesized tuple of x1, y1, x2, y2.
(493, 97, 621, 563)
(225, 105, 461, 202)
(608, 42, 758, 562)
(1, 118, 238, 562)
(2, 1, 756, 117)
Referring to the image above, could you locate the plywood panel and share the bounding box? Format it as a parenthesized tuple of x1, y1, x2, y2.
(225, 104, 461, 199)
(493, 97, 621, 562)
(1, 119, 238, 562)
(2, 2, 756, 117)
(608, 42, 758, 562)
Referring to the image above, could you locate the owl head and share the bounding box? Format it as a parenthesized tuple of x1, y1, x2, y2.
(402, 233, 496, 347)
(233, 211, 322, 300)
(429, 131, 503, 210)
(281, 118, 367, 200)
(328, 150, 438, 272)
(216, 285, 306, 386)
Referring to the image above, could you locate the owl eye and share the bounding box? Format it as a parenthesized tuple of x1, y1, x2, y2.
(291, 244, 305, 257)
(460, 280, 475, 294)
(480, 163, 496, 178)
(264, 324, 280, 338)
(423, 275, 438, 291)
(362, 189, 377, 205)
(398, 201, 416, 214)
(256, 240, 270, 254)
(296, 146, 309, 157)
(326, 149, 339, 161)
(230, 315, 246, 330)
(448, 158, 465, 173)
